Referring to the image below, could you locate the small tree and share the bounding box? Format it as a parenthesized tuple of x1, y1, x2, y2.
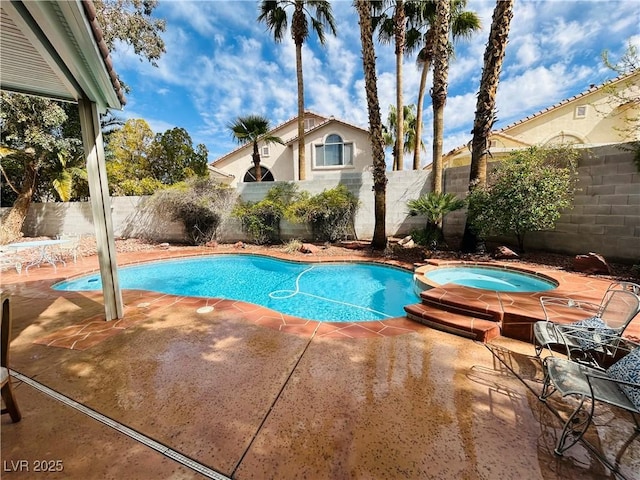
(466, 145, 580, 252)
(407, 192, 465, 248)
(228, 115, 284, 182)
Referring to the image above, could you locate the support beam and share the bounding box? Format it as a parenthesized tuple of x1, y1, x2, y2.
(78, 98, 123, 320)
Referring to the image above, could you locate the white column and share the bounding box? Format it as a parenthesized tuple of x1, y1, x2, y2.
(78, 98, 123, 320)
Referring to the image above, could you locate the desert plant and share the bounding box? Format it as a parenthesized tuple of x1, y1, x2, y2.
(283, 238, 303, 254)
(288, 184, 359, 242)
(467, 145, 580, 252)
(150, 177, 236, 245)
(407, 191, 465, 248)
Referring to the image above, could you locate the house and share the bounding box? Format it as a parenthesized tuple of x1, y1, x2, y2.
(210, 112, 374, 187)
(442, 70, 640, 167)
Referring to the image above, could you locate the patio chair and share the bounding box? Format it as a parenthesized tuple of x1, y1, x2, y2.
(539, 345, 640, 455)
(1, 292, 21, 422)
(534, 282, 640, 368)
(0, 249, 22, 274)
(56, 234, 82, 264)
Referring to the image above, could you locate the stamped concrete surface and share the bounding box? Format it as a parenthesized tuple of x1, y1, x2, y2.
(1, 246, 638, 479)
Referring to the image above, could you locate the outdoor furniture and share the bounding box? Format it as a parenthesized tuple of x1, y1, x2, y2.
(539, 345, 640, 455)
(6, 238, 70, 272)
(1, 292, 21, 422)
(534, 282, 640, 368)
(56, 234, 82, 263)
(0, 249, 22, 274)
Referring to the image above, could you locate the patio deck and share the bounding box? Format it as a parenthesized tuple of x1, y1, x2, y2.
(1, 245, 638, 479)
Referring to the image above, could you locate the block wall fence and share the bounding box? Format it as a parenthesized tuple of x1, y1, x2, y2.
(5, 144, 639, 262)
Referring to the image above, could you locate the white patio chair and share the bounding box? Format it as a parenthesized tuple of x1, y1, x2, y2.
(534, 282, 640, 368)
(55, 234, 82, 263)
(539, 345, 640, 455)
(0, 249, 22, 274)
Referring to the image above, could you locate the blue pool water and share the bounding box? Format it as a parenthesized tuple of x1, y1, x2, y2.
(53, 255, 418, 322)
(424, 266, 556, 292)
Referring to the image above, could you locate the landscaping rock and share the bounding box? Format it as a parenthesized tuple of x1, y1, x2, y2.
(300, 243, 320, 254)
(205, 240, 218, 248)
(494, 246, 519, 259)
(573, 252, 611, 274)
(234, 241, 245, 249)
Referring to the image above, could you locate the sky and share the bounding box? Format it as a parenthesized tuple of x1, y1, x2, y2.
(110, 0, 640, 169)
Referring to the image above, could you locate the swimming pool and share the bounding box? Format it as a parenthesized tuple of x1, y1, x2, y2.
(419, 265, 557, 292)
(53, 255, 418, 322)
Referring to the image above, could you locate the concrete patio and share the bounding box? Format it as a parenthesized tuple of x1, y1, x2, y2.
(1, 245, 638, 479)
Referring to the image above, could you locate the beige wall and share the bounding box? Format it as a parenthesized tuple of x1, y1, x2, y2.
(10, 145, 638, 262)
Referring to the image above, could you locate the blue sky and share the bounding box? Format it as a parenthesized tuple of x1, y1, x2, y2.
(110, 0, 639, 169)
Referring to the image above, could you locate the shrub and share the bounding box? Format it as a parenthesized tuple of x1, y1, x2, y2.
(150, 177, 236, 245)
(288, 184, 359, 242)
(232, 183, 303, 245)
(467, 145, 580, 252)
(407, 192, 465, 249)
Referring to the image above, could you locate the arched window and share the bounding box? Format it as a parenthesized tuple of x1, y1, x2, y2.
(243, 166, 275, 182)
(314, 134, 354, 168)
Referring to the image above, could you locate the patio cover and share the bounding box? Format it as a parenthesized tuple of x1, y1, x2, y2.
(1, 0, 124, 320)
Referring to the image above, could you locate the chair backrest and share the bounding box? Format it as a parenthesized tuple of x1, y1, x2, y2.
(599, 286, 640, 331)
(1, 293, 10, 370)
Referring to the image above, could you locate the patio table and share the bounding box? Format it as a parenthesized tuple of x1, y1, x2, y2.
(6, 239, 70, 272)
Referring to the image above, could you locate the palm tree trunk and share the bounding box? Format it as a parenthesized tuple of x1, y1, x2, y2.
(413, 58, 431, 170)
(0, 157, 37, 244)
(394, 0, 405, 171)
(356, 0, 387, 250)
(295, 41, 306, 181)
(461, 0, 514, 252)
(431, 0, 450, 194)
(252, 142, 262, 181)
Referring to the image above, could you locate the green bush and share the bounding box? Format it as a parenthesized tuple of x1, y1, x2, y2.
(232, 183, 302, 245)
(407, 192, 465, 249)
(288, 184, 359, 242)
(150, 177, 236, 245)
(467, 145, 580, 252)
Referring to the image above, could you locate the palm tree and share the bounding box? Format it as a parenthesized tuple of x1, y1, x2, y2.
(355, 0, 387, 250)
(383, 104, 423, 158)
(461, 0, 515, 252)
(258, 1, 336, 181)
(430, 0, 450, 193)
(373, 0, 408, 170)
(406, 1, 481, 173)
(228, 115, 284, 182)
(407, 191, 465, 248)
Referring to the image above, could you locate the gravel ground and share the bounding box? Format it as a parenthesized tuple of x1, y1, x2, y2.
(10, 235, 639, 283)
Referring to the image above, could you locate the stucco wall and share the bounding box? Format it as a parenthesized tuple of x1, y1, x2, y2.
(7, 144, 639, 262)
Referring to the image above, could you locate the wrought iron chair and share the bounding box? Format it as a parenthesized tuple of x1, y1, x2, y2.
(540, 345, 640, 455)
(534, 282, 640, 368)
(1, 292, 22, 422)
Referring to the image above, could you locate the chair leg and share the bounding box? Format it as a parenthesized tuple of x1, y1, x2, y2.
(1, 381, 22, 422)
(554, 394, 594, 455)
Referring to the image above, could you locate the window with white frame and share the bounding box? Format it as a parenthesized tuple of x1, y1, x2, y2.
(261, 145, 270, 157)
(314, 134, 354, 168)
(304, 118, 316, 130)
(575, 105, 587, 118)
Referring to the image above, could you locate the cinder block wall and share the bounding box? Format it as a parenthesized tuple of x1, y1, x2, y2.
(443, 145, 639, 262)
(8, 144, 639, 262)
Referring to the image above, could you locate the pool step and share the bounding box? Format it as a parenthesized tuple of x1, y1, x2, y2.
(404, 303, 501, 343)
(419, 289, 502, 322)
